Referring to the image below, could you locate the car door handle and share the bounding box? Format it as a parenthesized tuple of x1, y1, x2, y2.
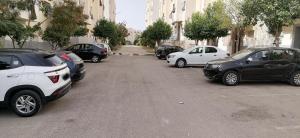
(200, 55, 202, 56)
(214, 55, 217, 56)
(7, 74, 19, 78)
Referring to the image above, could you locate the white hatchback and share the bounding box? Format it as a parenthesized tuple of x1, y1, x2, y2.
(167, 45, 229, 68)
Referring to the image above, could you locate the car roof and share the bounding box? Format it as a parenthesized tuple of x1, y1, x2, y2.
(0, 48, 53, 55)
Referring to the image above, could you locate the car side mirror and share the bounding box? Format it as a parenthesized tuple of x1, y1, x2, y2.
(246, 57, 253, 64)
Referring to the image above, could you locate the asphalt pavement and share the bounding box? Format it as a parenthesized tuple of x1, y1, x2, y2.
(1, 46, 300, 138)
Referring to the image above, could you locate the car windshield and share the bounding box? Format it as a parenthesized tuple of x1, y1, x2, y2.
(231, 49, 255, 60)
(183, 47, 196, 53)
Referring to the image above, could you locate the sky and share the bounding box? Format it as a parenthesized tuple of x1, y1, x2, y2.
(116, 0, 146, 31)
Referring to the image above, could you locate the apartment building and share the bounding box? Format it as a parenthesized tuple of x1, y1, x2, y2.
(146, 0, 220, 48)
(4, 0, 116, 43)
(146, 0, 300, 52)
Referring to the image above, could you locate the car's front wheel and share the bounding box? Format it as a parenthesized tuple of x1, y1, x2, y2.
(176, 58, 186, 68)
(91, 55, 101, 63)
(11, 90, 42, 117)
(222, 71, 240, 86)
(290, 71, 300, 86)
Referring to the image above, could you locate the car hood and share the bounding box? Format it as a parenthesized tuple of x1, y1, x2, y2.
(208, 57, 235, 64)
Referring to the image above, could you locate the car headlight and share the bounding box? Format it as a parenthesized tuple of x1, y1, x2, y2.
(168, 55, 176, 58)
(211, 64, 221, 69)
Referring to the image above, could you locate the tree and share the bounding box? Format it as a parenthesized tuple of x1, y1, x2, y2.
(147, 19, 172, 46)
(184, 12, 207, 45)
(93, 19, 117, 43)
(43, 0, 87, 49)
(225, 0, 248, 53)
(140, 26, 156, 48)
(184, 0, 231, 46)
(205, 0, 232, 46)
(0, 0, 51, 48)
(242, 0, 300, 47)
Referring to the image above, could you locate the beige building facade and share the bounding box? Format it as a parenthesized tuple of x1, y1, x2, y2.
(146, 0, 300, 52)
(4, 0, 116, 43)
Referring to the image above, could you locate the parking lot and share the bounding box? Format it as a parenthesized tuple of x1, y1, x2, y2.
(1, 52, 300, 138)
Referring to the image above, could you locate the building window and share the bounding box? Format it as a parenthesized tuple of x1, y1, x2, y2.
(182, 1, 186, 11)
(172, 4, 176, 13)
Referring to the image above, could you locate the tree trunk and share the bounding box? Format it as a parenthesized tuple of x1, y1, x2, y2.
(157, 40, 161, 47)
(195, 40, 199, 45)
(274, 30, 281, 47)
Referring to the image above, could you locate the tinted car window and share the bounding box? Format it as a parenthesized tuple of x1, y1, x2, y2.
(45, 55, 64, 66)
(72, 45, 81, 50)
(249, 50, 269, 61)
(270, 50, 294, 61)
(11, 57, 22, 68)
(205, 47, 217, 53)
(0, 56, 12, 70)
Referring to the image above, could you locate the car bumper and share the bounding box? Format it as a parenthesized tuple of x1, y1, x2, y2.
(45, 82, 72, 102)
(72, 68, 86, 82)
(167, 57, 177, 65)
(203, 68, 223, 80)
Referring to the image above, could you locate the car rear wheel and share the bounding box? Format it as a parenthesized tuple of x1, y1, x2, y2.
(222, 71, 240, 86)
(11, 90, 42, 117)
(176, 59, 186, 68)
(91, 55, 101, 63)
(290, 71, 300, 86)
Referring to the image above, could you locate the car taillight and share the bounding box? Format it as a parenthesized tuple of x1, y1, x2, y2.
(48, 75, 60, 83)
(60, 53, 72, 61)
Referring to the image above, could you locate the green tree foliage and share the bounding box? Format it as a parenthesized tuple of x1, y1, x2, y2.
(0, 0, 45, 48)
(184, 12, 207, 45)
(43, 0, 87, 49)
(242, 0, 300, 47)
(140, 26, 156, 48)
(184, 0, 231, 46)
(93, 19, 117, 42)
(146, 19, 172, 46)
(93, 19, 129, 49)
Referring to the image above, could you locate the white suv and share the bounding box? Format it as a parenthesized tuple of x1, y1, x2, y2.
(0, 49, 71, 117)
(167, 45, 229, 68)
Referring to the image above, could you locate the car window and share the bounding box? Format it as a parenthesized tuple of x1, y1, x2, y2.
(190, 47, 203, 54)
(270, 49, 294, 61)
(248, 50, 269, 62)
(45, 55, 64, 66)
(0, 56, 12, 70)
(11, 57, 22, 68)
(72, 45, 81, 50)
(205, 47, 217, 53)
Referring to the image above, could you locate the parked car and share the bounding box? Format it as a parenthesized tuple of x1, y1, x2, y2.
(0, 49, 71, 117)
(203, 47, 300, 86)
(65, 43, 107, 63)
(167, 45, 228, 68)
(155, 45, 184, 59)
(98, 43, 113, 55)
(56, 51, 86, 82)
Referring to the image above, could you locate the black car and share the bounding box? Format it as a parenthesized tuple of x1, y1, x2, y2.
(56, 51, 86, 82)
(155, 45, 184, 59)
(65, 43, 107, 63)
(203, 47, 300, 86)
